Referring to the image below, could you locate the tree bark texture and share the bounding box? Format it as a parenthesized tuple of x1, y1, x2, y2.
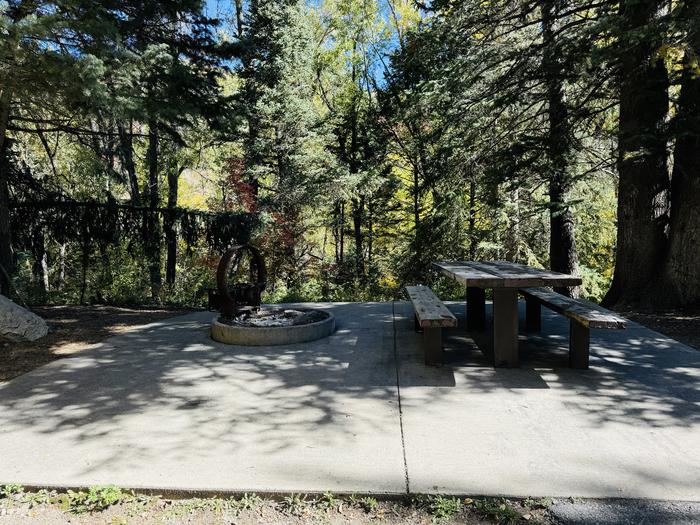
(659, 4, 700, 306)
(165, 165, 181, 285)
(145, 121, 162, 299)
(117, 121, 141, 206)
(542, 0, 580, 297)
(0, 90, 13, 295)
(604, 0, 669, 307)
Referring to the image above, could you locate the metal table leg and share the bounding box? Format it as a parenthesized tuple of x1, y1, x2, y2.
(493, 288, 519, 367)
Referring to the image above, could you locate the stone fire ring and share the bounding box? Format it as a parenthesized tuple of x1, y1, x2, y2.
(210, 310, 335, 346)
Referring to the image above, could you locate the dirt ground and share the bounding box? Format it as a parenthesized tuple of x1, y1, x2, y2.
(0, 491, 554, 525)
(620, 309, 700, 350)
(0, 305, 192, 383)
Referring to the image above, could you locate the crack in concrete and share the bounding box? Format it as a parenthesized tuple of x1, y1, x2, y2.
(392, 300, 411, 495)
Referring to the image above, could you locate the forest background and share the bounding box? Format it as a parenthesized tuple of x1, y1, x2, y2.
(1, 0, 698, 310)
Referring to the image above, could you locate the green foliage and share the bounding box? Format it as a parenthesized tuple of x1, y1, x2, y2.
(428, 495, 462, 523)
(22, 489, 53, 508)
(358, 496, 379, 513)
(280, 493, 310, 516)
(228, 493, 262, 515)
(0, 484, 24, 498)
(4, 0, 669, 307)
(317, 491, 339, 512)
(64, 486, 127, 514)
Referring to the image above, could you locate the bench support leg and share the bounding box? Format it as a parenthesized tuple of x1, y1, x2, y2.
(424, 327, 443, 366)
(525, 298, 541, 332)
(466, 286, 486, 331)
(570, 321, 590, 369)
(493, 288, 519, 367)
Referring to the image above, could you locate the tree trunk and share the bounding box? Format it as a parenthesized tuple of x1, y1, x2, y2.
(145, 121, 162, 300)
(234, 0, 245, 39)
(659, 9, 700, 306)
(504, 188, 520, 263)
(117, 121, 141, 206)
(31, 230, 47, 295)
(604, 0, 669, 307)
(165, 165, 182, 285)
(367, 200, 374, 268)
(468, 173, 477, 260)
(0, 89, 13, 295)
(333, 201, 344, 265)
(80, 236, 89, 305)
(339, 202, 345, 264)
(352, 196, 365, 278)
(58, 243, 66, 291)
(542, 0, 579, 296)
(413, 156, 421, 253)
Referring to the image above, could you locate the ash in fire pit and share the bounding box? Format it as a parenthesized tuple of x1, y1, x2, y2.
(210, 245, 335, 346)
(222, 308, 330, 328)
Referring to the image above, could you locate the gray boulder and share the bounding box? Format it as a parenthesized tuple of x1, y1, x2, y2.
(0, 295, 49, 343)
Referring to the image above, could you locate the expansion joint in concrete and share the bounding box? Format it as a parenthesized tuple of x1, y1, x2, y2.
(392, 301, 411, 495)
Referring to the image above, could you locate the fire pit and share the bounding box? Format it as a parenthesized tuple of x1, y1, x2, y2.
(209, 245, 334, 346)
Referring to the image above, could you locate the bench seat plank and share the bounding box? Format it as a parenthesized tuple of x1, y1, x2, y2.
(520, 287, 627, 329)
(406, 285, 458, 328)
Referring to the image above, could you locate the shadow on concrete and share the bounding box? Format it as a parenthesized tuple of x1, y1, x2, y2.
(394, 300, 700, 428)
(0, 303, 431, 488)
(0, 301, 697, 495)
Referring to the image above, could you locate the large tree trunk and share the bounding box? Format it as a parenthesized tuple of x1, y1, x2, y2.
(145, 121, 162, 300)
(542, 0, 580, 296)
(604, 0, 669, 308)
(0, 89, 13, 296)
(165, 164, 182, 285)
(659, 5, 700, 306)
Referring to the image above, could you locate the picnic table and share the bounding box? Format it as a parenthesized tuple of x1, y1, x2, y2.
(433, 260, 582, 367)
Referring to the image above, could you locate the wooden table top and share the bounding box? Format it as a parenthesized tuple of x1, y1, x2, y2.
(433, 260, 583, 288)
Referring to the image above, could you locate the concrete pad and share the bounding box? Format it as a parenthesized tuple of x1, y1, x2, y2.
(0, 301, 698, 502)
(396, 301, 700, 501)
(0, 303, 406, 494)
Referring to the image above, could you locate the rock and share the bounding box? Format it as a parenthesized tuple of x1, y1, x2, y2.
(0, 295, 49, 343)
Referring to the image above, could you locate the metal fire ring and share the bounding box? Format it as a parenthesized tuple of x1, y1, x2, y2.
(215, 244, 267, 319)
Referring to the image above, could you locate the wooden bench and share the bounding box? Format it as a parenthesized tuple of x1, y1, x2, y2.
(406, 285, 458, 365)
(520, 287, 627, 369)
